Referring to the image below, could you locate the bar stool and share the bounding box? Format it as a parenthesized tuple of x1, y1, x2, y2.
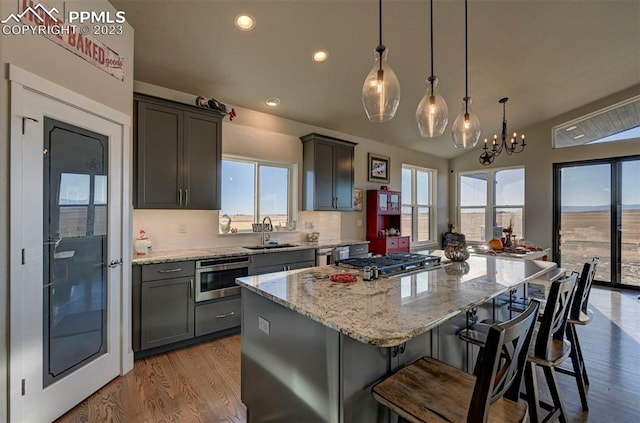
(459, 272, 578, 423)
(556, 257, 598, 411)
(372, 300, 540, 423)
(524, 272, 577, 423)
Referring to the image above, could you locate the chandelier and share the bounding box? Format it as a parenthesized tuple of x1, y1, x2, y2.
(479, 97, 526, 165)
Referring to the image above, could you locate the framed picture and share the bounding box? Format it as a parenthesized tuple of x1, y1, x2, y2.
(353, 188, 363, 211)
(368, 153, 390, 183)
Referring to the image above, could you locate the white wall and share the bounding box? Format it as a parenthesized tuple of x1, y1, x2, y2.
(450, 85, 640, 257)
(133, 82, 450, 251)
(0, 1, 134, 419)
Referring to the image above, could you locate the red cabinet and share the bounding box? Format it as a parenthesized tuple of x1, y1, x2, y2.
(370, 190, 401, 215)
(368, 236, 410, 255)
(366, 190, 409, 255)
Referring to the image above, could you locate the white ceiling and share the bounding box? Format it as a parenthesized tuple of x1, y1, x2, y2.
(110, 0, 640, 159)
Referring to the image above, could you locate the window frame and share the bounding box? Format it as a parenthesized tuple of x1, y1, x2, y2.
(220, 155, 297, 234)
(456, 166, 525, 243)
(401, 164, 437, 247)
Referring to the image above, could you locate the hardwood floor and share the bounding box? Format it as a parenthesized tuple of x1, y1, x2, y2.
(56, 287, 640, 422)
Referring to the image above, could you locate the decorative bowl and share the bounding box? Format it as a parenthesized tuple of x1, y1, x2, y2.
(444, 243, 470, 262)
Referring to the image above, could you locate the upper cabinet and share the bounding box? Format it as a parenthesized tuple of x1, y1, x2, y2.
(370, 190, 401, 215)
(134, 94, 223, 209)
(300, 133, 357, 211)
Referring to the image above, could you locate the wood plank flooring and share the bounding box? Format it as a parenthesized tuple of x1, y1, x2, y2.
(56, 287, 640, 422)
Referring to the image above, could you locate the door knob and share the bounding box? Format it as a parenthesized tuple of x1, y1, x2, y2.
(108, 258, 123, 268)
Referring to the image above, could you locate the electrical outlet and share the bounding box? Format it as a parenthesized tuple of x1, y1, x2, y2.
(357, 219, 363, 227)
(258, 316, 270, 335)
(178, 223, 187, 233)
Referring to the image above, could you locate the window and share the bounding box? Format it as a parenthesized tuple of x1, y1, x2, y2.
(458, 167, 524, 242)
(58, 172, 107, 237)
(553, 95, 640, 148)
(220, 156, 295, 233)
(401, 165, 436, 245)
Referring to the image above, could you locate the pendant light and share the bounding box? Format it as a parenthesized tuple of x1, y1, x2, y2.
(362, 0, 400, 122)
(451, 0, 481, 149)
(416, 0, 448, 138)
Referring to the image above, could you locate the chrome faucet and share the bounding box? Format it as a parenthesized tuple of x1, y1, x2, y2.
(261, 216, 272, 246)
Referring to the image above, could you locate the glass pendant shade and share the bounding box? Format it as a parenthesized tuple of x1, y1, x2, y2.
(416, 77, 448, 137)
(362, 48, 400, 122)
(451, 97, 481, 149)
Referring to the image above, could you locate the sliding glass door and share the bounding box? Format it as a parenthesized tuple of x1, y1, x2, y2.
(554, 156, 640, 288)
(620, 160, 640, 287)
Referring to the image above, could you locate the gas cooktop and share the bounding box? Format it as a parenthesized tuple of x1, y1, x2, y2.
(336, 253, 441, 275)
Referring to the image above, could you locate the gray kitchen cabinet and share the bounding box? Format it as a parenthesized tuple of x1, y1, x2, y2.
(134, 94, 223, 209)
(195, 296, 241, 337)
(250, 249, 316, 275)
(300, 133, 357, 211)
(133, 261, 195, 352)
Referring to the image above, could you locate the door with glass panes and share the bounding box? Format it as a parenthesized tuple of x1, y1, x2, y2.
(554, 157, 640, 288)
(10, 85, 123, 422)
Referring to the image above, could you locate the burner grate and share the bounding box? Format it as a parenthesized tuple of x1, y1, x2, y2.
(336, 253, 440, 274)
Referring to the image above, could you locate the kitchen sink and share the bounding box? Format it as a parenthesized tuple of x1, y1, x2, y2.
(243, 243, 300, 250)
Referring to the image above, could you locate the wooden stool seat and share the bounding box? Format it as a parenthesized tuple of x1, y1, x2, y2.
(372, 357, 528, 423)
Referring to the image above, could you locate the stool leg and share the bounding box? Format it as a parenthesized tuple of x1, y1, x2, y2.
(524, 362, 540, 423)
(567, 324, 589, 411)
(543, 366, 568, 423)
(573, 325, 589, 386)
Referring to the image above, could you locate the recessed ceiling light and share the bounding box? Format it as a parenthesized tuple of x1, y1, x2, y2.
(235, 14, 255, 31)
(265, 97, 280, 107)
(565, 125, 578, 131)
(313, 50, 328, 62)
(573, 134, 585, 139)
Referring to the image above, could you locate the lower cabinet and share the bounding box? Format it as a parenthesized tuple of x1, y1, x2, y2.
(195, 296, 241, 337)
(133, 248, 317, 354)
(367, 236, 410, 255)
(133, 260, 241, 354)
(140, 276, 195, 350)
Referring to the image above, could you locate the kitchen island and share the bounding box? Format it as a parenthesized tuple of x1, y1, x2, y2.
(236, 255, 556, 423)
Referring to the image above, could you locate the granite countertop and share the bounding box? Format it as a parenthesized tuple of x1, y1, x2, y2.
(132, 239, 369, 265)
(235, 255, 557, 347)
(468, 246, 550, 260)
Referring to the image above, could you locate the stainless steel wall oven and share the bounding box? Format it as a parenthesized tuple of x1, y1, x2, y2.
(195, 256, 249, 302)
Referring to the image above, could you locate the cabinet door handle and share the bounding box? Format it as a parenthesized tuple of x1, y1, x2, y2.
(185, 189, 189, 207)
(189, 278, 194, 299)
(215, 311, 235, 319)
(158, 268, 182, 273)
(178, 189, 183, 207)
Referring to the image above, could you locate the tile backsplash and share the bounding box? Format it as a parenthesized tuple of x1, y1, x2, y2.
(133, 209, 342, 251)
